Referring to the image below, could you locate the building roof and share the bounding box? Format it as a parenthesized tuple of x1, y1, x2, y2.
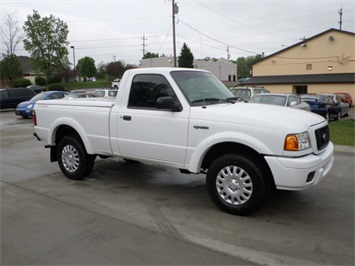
(18, 56, 33, 74)
(243, 73, 355, 85)
(255, 28, 355, 64)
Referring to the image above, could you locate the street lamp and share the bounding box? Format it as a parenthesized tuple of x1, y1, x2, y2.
(70, 46, 76, 81)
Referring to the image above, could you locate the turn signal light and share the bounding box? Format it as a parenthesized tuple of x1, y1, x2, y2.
(284, 135, 299, 151)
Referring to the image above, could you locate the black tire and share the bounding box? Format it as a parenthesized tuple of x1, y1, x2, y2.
(325, 112, 330, 122)
(57, 135, 95, 180)
(206, 154, 269, 216)
(334, 111, 341, 121)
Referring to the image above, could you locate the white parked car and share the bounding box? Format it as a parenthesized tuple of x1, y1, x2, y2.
(230, 87, 269, 101)
(248, 93, 311, 111)
(94, 89, 118, 98)
(111, 79, 120, 89)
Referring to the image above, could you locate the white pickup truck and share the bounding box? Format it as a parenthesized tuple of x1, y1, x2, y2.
(33, 68, 334, 215)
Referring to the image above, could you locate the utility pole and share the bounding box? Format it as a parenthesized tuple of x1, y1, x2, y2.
(338, 8, 343, 30)
(141, 34, 147, 57)
(226, 46, 230, 61)
(172, 0, 178, 67)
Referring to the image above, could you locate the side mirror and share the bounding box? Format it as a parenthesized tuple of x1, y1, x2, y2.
(156, 96, 182, 112)
(289, 101, 297, 107)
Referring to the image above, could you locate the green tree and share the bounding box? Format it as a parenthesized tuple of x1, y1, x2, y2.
(235, 54, 263, 80)
(143, 51, 159, 59)
(0, 54, 23, 83)
(178, 43, 194, 68)
(23, 10, 69, 81)
(77, 56, 97, 80)
(106, 60, 124, 80)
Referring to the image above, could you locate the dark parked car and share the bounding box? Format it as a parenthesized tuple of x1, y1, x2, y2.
(0, 88, 37, 109)
(15, 91, 68, 118)
(323, 94, 349, 117)
(300, 94, 341, 121)
(27, 85, 46, 94)
(248, 93, 311, 111)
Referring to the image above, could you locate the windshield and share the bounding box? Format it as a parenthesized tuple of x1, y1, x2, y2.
(30, 92, 50, 101)
(170, 71, 235, 106)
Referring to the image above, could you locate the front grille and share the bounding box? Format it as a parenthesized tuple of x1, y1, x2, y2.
(315, 125, 330, 151)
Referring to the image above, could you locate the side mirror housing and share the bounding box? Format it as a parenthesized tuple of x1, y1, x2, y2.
(156, 96, 182, 112)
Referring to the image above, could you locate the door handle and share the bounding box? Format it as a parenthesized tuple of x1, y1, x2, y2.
(122, 115, 131, 121)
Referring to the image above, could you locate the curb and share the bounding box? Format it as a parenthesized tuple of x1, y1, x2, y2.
(334, 145, 355, 154)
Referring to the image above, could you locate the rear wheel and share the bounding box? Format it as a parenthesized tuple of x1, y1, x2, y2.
(206, 154, 269, 216)
(57, 136, 95, 180)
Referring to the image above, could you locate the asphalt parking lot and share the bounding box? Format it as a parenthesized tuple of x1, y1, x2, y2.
(1, 109, 354, 265)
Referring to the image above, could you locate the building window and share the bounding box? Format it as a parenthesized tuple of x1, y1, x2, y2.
(306, 64, 312, 70)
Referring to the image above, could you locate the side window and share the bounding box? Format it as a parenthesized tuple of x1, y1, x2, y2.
(48, 93, 60, 99)
(128, 74, 178, 109)
(23, 89, 33, 96)
(11, 89, 21, 97)
(0, 90, 9, 99)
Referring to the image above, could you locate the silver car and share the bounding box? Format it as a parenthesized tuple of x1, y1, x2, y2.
(322, 94, 350, 117)
(248, 93, 311, 111)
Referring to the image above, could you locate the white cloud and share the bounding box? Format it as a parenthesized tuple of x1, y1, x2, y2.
(1, 0, 353, 65)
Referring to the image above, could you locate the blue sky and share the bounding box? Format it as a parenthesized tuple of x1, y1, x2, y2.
(1, 0, 354, 66)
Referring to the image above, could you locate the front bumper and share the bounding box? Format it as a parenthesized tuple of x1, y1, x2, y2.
(265, 142, 334, 190)
(15, 108, 32, 117)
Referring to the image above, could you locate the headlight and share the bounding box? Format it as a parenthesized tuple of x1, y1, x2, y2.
(284, 132, 310, 151)
(27, 104, 33, 108)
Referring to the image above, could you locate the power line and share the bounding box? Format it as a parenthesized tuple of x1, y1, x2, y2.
(179, 19, 259, 55)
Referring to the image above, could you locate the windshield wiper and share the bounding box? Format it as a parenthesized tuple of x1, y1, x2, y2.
(192, 97, 237, 104)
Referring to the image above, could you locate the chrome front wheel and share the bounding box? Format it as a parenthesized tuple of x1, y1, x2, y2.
(216, 166, 253, 205)
(206, 153, 269, 216)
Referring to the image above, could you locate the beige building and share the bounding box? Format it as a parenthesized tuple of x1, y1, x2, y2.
(243, 28, 355, 102)
(139, 57, 237, 86)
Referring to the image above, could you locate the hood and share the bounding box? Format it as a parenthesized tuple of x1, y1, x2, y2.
(190, 102, 324, 132)
(17, 100, 36, 107)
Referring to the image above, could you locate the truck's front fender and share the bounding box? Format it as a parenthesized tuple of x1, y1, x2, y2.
(187, 131, 274, 173)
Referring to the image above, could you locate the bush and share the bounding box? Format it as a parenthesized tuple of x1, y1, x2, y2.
(48, 84, 65, 91)
(14, 78, 32, 88)
(35, 76, 46, 86)
(49, 76, 61, 84)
